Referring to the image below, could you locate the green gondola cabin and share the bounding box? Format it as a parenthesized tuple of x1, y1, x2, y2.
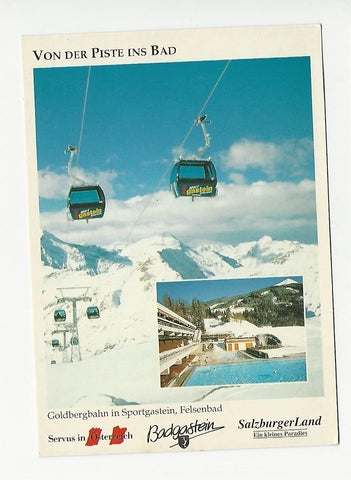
(170, 159, 217, 198)
(54, 309, 66, 322)
(86, 306, 100, 319)
(67, 185, 105, 221)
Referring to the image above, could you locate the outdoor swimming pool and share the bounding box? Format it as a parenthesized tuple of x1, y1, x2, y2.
(184, 357, 307, 387)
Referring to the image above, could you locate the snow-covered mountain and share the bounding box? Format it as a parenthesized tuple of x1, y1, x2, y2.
(274, 278, 299, 287)
(41, 230, 131, 274)
(41, 231, 317, 281)
(40, 230, 319, 363)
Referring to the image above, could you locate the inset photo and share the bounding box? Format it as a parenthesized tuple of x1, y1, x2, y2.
(157, 276, 307, 388)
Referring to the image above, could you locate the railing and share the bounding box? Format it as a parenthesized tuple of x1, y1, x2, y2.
(158, 317, 195, 335)
(160, 343, 199, 370)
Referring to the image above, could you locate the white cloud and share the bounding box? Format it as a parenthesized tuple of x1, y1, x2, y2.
(222, 139, 279, 171)
(38, 168, 69, 199)
(220, 138, 313, 180)
(38, 167, 118, 200)
(228, 172, 246, 184)
(40, 179, 317, 248)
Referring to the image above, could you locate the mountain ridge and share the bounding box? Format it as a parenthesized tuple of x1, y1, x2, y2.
(41, 230, 317, 280)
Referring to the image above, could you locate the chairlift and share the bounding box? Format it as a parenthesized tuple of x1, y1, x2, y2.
(170, 116, 217, 198)
(65, 145, 106, 221)
(86, 306, 100, 319)
(54, 309, 66, 322)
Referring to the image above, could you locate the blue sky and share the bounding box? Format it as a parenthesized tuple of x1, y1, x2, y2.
(157, 276, 303, 305)
(34, 57, 317, 247)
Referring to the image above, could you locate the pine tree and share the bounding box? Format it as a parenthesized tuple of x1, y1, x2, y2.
(162, 293, 173, 310)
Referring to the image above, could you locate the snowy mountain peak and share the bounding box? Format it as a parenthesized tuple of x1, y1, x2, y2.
(41, 230, 131, 275)
(274, 278, 299, 287)
(258, 235, 274, 246)
(41, 230, 317, 284)
(120, 232, 181, 258)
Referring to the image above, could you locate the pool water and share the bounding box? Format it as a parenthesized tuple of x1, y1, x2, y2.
(185, 357, 307, 387)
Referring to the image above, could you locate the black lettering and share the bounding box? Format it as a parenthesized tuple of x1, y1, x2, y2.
(147, 425, 159, 443)
(48, 435, 75, 442)
(91, 47, 99, 58)
(151, 44, 159, 55)
(65, 50, 87, 59)
(91, 47, 124, 58)
(33, 50, 42, 60)
(33, 50, 61, 61)
(128, 47, 147, 57)
(150, 45, 176, 56)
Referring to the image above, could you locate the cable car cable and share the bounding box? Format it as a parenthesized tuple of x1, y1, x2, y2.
(174, 59, 231, 160)
(119, 59, 231, 248)
(76, 66, 91, 168)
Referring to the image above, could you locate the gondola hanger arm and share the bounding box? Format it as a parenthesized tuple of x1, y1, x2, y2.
(190, 115, 211, 160)
(65, 145, 89, 186)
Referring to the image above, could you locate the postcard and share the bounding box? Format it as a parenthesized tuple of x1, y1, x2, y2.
(22, 24, 338, 455)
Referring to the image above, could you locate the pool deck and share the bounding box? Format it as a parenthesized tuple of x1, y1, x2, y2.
(198, 347, 305, 364)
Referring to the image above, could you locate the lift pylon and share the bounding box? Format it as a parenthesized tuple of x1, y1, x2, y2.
(54, 287, 93, 362)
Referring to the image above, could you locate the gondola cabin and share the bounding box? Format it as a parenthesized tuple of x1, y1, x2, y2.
(86, 306, 100, 319)
(170, 159, 217, 198)
(54, 309, 66, 322)
(67, 185, 105, 221)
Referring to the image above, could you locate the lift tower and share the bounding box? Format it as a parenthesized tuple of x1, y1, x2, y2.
(56, 287, 92, 362)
